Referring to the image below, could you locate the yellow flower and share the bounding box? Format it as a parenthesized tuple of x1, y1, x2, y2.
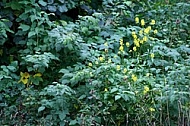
(135, 17, 139, 24)
(143, 36, 148, 42)
(133, 46, 137, 51)
(131, 31, 136, 35)
(88, 62, 92, 67)
(116, 65, 120, 71)
(119, 46, 124, 52)
(104, 88, 108, 92)
(120, 39, 123, 45)
(139, 39, 144, 44)
(98, 57, 104, 62)
(18, 72, 30, 84)
(104, 42, 108, 46)
(144, 26, 151, 34)
(123, 68, 127, 74)
(143, 86, 149, 94)
(149, 107, 155, 112)
(147, 26, 151, 30)
(132, 74, 137, 82)
(132, 34, 137, 39)
(126, 42, 130, 47)
(150, 19, 156, 25)
(154, 29, 158, 34)
(150, 53, 154, 58)
(141, 19, 145, 26)
(134, 39, 140, 47)
(33, 73, 42, 77)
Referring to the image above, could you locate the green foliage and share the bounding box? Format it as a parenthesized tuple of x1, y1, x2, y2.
(0, 0, 190, 126)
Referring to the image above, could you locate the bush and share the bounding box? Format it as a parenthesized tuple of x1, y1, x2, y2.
(0, 0, 189, 125)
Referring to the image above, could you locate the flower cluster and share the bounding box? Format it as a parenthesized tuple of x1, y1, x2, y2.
(119, 39, 124, 53)
(131, 17, 158, 52)
(143, 86, 150, 94)
(18, 72, 30, 84)
(18, 72, 42, 85)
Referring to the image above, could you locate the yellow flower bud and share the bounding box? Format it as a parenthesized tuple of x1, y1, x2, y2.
(88, 63, 92, 67)
(126, 42, 130, 47)
(150, 53, 154, 58)
(132, 74, 137, 82)
(135, 17, 139, 24)
(141, 19, 145, 26)
(154, 29, 158, 34)
(149, 107, 155, 112)
(143, 86, 150, 94)
(133, 46, 137, 51)
(150, 19, 156, 25)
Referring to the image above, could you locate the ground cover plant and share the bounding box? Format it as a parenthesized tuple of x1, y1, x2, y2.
(0, 0, 190, 126)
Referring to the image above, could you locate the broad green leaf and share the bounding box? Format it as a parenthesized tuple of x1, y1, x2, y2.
(19, 24, 30, 31)
(111, 88, 118, 93)
(38, 0, 47, 6)
(59, 112, 66, 121)
(28, 31, 36, 38)
(115, 95, 121, 101)
(69, 120, 77, 125)
(38, 106, 45, 112)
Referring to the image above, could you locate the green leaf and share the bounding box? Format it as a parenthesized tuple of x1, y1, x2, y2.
(111, 88, 118, 93)
(38, 0, 47, 6)
(28, 31, 36, 38)
(7, 66, 16, 72)
(38, 106, 45, 112)
(19, 24, 30, 32)
(58, 5, 68, 12)
(115, 95, 121, 101)
(69, 120, 77, 125)
(6, 1, 22, 10)
(59, 112, 66, 121)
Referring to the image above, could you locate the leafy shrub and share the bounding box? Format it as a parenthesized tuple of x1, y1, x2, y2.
(0, 0, 189, 126)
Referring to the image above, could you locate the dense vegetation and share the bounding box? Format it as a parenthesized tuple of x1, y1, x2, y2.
(0, 0, 190, 125)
